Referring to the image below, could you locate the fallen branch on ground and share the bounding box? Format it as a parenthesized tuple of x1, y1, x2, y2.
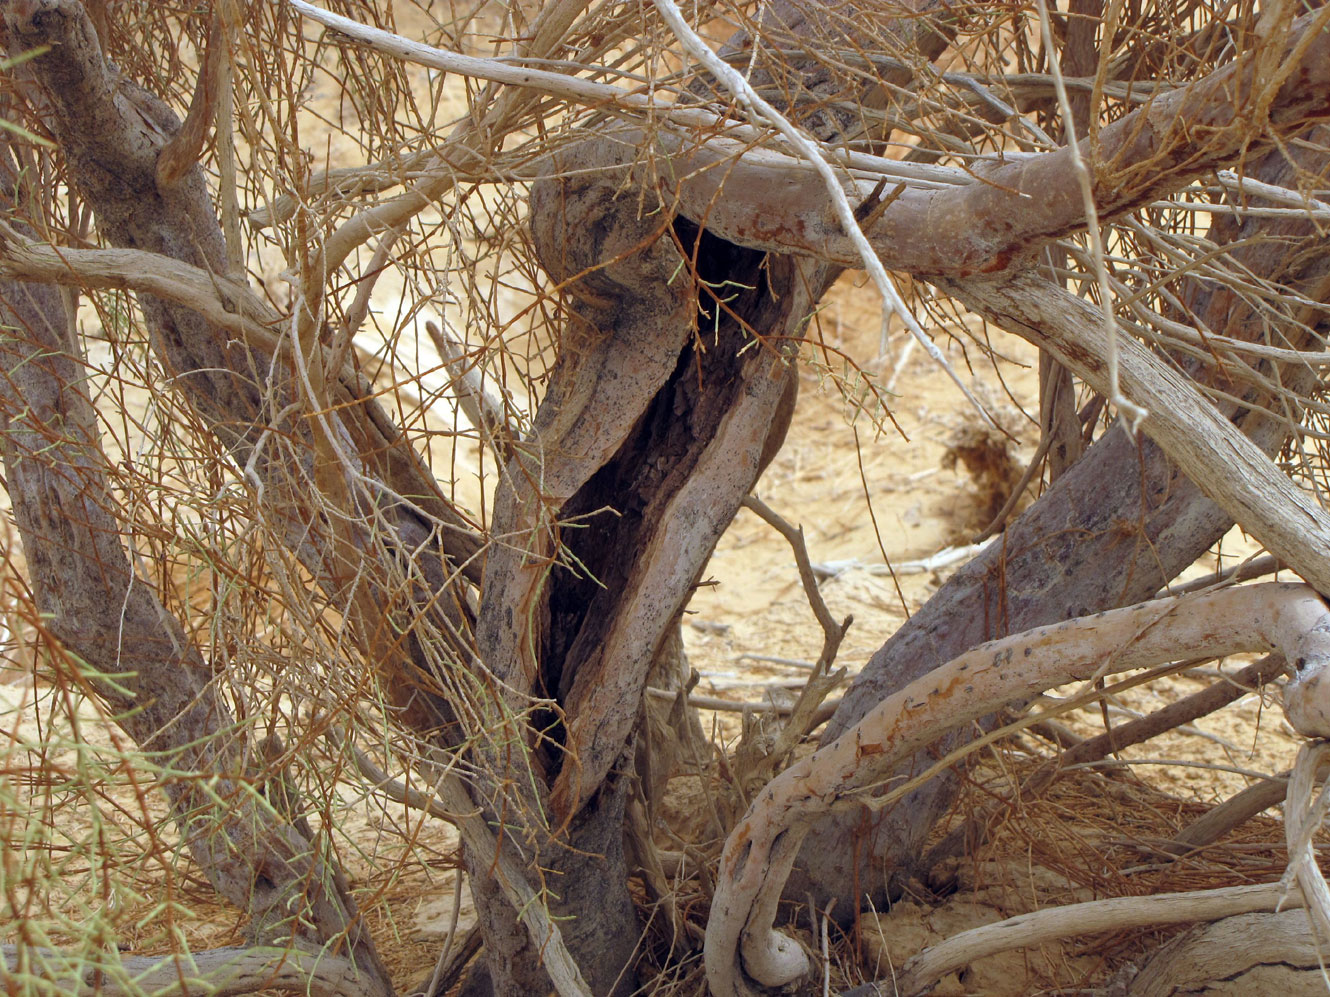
(894, 881, 1309, 995)
(0, 944, 379, 997)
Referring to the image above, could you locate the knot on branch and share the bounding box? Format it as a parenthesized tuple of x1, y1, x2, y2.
(529, 152, 682, 315)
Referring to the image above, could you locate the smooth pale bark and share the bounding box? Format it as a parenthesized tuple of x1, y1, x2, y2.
(705, 583, 1330, 997)
(898, 888, 1312, 996)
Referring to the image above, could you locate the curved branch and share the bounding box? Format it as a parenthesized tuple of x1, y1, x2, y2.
(704, 582, 1330, 997)
(0, 224, 284, 355)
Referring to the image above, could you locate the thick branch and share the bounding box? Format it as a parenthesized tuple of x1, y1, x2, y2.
(704, 583, 1330, 997)
(925, 652, 1289, 872)
(5, 0, 482, 603)
(5, 0, 486, 788)
(0, 225, 285, 356)
(941, 270, 1330, 596)
(655, 7, 1330, 276)
(797, 124, 1330, 913)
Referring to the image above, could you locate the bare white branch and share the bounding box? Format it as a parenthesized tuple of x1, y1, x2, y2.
(1034, 0, 1146, 431)
(288, 0, 964, 190)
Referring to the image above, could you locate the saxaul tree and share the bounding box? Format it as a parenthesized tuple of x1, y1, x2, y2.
(4, 0, 1330, 995)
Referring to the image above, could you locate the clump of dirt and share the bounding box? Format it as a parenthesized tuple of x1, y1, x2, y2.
(941, 423, 1026, 529)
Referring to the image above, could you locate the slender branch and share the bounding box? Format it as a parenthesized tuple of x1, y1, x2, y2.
(741, 496, 840, 638)
(739, 495, 852, 762)
(327, 726, 469, 824)
(926, 652, 1288, 872)
(326, 735, 593, 997)
(1279, 741, 1330, 946)
(1034, 0, 1145, 429)
(0, 223, 282, 352)
(1168, 764, 1315, 855)
(425, 319, 517, 459)
(646, 686, 842, 725)
(425, 765, 593, 997)
(1158, 554, 1284, 599)
(0, 198, 390, 988)
(287, 0, 964, 190)
(326, 731, 592, 996)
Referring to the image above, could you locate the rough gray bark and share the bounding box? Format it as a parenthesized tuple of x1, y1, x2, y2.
(462, 8, 960, 988)
(0, 200, 392, 991)
(462, 142, 818, 995)
(10, 0, 1330, 992)
(1121, 910, 1330, 997)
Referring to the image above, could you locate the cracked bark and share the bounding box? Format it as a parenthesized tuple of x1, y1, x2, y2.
(463, 7, 960, 989)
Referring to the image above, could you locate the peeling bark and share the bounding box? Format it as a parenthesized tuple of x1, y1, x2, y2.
(463, 6, 964, 985)
(465, 146, 819, 995)
(11, 0, 1330, 992)
(1121, 909, 1330, 997)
